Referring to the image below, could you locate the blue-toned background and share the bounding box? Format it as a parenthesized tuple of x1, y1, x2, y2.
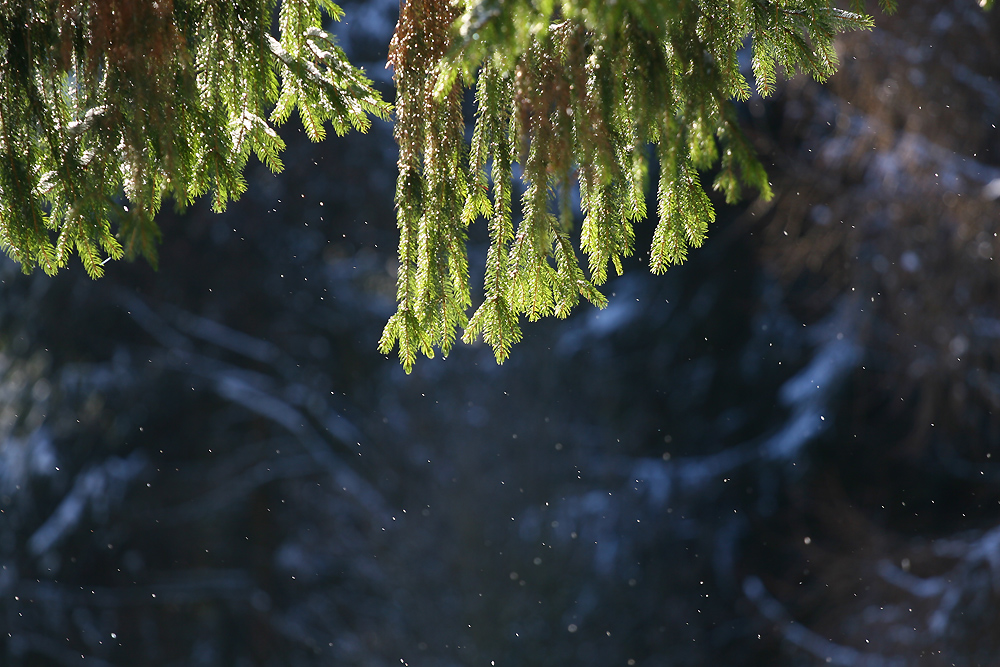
(1, 1, 999, 665)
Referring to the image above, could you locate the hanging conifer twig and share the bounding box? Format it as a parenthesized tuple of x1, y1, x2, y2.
(380, 0, 890, 372)
(0, 0, 389, 277)
(380, 0, 469, 370)
(5, 0, 992, 372)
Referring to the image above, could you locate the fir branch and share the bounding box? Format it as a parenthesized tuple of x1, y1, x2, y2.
(0, 0, 388, 276)
(0, 0, 907, 371)
(380, 0, 881, 370)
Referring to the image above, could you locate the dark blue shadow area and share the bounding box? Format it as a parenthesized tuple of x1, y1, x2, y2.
(2, 1, 1000, 666)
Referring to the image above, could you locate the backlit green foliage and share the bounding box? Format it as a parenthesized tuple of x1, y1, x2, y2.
(379, 0, 878, 372)
(0, 0, 388, 277)
(0, 0, 908, 372)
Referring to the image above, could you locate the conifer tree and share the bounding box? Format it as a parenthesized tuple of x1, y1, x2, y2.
(3, 0, 991, 371)
(0, 0, 388, 277)
(378, 0, 906, 371)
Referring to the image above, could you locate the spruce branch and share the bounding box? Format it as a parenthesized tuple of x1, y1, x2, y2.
(382, 0, 877, 371)
(0, 0, 389, 276)
(0, 0, 906, 372)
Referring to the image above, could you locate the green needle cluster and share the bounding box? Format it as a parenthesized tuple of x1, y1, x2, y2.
(380, 0, 881, 372)
(0, 0, 388, 277)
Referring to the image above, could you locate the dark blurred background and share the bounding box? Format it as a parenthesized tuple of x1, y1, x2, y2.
(2, 0, 1000, 665)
